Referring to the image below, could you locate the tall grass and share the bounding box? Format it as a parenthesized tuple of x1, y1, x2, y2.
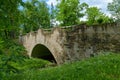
(7, 52, 120, 80)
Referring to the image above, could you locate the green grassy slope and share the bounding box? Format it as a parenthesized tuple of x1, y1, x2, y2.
(8, 53, 120, 80)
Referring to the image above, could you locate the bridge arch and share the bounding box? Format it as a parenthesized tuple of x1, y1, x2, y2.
(31, 44, 56, 63)
(22, 28, 67, 64)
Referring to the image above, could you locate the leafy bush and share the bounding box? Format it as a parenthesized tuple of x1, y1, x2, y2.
(0, 38, 51, 80)
(11, 58, 50, 71)
(0, 39, 27, 79)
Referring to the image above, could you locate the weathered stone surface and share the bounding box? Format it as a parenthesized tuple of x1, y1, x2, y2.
(22, 23, 120, 64)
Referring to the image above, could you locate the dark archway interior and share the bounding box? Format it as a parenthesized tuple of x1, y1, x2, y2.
(31, 44, 56, 63)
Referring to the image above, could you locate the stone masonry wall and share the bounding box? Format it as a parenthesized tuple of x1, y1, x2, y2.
(62, 23, 120, 62)
(22, 23, 120, 64)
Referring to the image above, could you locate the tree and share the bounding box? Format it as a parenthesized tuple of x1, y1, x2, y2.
(86, 7, 103, 25)
(0, 0, 23, 39)
(86, 7, 111, 25)
(97, 14, 114, 24)
(56, 0, 84, 26)
(50, 3, 55, 27)
(107, 0, 120, 21)
(22, 0, 50, 33)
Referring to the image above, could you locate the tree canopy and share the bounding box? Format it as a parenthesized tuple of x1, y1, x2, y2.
(56, 0, 82, 26)
(108, 0, 120, 21)
(0, 0, 117, 38)
(22, 0, 50, 33)
(86, 7, 112, 25)
(0, 0, 23, 38)
(0, 0, 51, 36)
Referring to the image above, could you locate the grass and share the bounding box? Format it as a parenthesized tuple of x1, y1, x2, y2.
(10, 58, 50, 71)
(6, 52, 120, 80)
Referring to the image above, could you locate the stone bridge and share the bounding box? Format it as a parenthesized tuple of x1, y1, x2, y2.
(22, 23, 120, 64)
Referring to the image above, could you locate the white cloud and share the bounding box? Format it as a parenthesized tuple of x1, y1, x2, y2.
(81, 16, 87, 21)
(106, 12, 112, 17)
(47, 0, 58, 6)
(103, 0, 113, 3)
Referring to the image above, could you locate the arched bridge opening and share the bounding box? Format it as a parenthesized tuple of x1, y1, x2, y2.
(31, 44, 56, 63)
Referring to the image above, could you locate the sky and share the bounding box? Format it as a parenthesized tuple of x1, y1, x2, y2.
(46, 0, 113, 17)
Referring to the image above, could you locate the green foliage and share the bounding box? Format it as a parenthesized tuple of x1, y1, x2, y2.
(0, 37, 51, 80)
(0, 39, 27, 79)
(97, 15, 114, 24)
(0, 1, 120, 79)
(22, 0, 50, 33)
(0, 0, 51, 35)
(86, 7, 100, 25)
(107, 0, 120, 21)
(56, 0, 85, 26)
(0, 54, 50, 80)
(11, 58, 50, 71)
(86, 7, 113, 25)
(0, 0, 23, 39)
(0, 38, 4, 54)
(5, 52, 120, 80)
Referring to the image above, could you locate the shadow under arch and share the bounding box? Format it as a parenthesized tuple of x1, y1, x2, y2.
(31, 44, 56, 63)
